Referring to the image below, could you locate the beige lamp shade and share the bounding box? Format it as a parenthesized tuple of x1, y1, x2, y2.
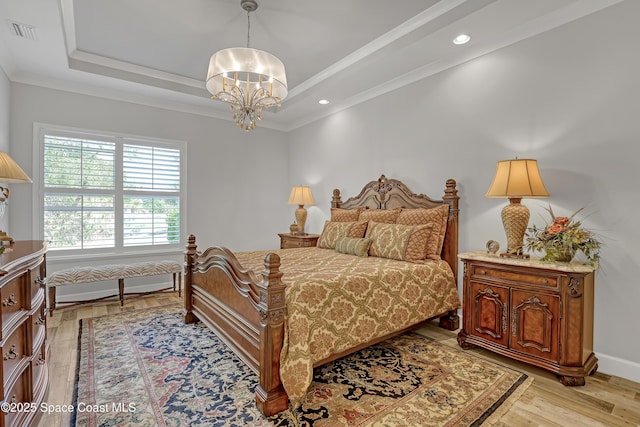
(288, 186, 315, 235)
(0, 151, 32, 244)
(486, 159, 549, 198)
(0, 151, 32, 183)
(486, 159, 549, 258)
(288, 186, 315, 206)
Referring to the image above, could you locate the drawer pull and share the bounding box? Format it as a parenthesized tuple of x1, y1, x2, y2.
(540, 278, 549, 285)
(478, 269, 486, 275)
(35, 276, 46, 287)
(4, 344, 17, 360)
(36, 314, 45, 325)
(2, 293, 16, 307)
(37, 356, 46, 366)
(10, 395, 16, 404)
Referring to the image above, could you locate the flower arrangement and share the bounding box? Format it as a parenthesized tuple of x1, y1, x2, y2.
(525, 205, 601, 264)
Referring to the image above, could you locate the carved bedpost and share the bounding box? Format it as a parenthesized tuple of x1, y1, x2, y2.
(439, 179, 460, 331)
(331, 188, 342, 208)
(255, 253, 289, 416)
(183, 234, 198, 324)
(442, 179, 460, 282)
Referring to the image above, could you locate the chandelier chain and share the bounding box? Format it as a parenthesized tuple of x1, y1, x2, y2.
(246, 10, 251, 48)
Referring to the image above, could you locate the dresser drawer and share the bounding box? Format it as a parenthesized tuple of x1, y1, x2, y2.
(281, 239, 298, 249)
(281, 239, 303, 249)
(2, 322, 27, 383)
(28, 263, 46, 305)
(279, 234, 319, 249)
(471, 264, 559, 288)
(32, 343, 48, 395)
(2, 368, 28, 426)
(31, 303, 47, 353)
(1, 278, 24, 322)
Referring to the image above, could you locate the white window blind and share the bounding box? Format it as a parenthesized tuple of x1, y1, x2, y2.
(41, 130, 183, 252)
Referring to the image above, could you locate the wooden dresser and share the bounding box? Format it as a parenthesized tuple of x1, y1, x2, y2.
(0, 241, 48, 427)
(457, 251, 597, 386)
(278, 233, 319, 249)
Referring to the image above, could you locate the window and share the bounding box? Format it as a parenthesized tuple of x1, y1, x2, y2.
(38, 127, 184, 253)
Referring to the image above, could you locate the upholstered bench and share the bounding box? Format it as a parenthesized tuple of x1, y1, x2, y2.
(46, 260, 183, 316)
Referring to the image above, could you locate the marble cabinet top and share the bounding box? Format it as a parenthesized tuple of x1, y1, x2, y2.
(458, 251, 597, 274)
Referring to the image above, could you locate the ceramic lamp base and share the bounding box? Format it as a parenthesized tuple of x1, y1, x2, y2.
(500, 198, 529, 258)
(294, 205, 307, 235)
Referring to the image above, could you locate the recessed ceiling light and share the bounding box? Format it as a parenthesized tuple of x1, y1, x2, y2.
(453, 34, 471, 45)
(318, 99, 330, 105)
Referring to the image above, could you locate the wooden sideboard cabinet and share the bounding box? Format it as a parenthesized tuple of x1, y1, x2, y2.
(457, 251, 597, 386)
(0, 241, 48, 427)
(278, 233, 319, 249)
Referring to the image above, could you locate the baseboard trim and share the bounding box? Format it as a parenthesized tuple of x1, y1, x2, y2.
(596, 352, 640, 384)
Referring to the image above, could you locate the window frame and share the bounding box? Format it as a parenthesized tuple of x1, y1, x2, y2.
(33, 123, 187, 260)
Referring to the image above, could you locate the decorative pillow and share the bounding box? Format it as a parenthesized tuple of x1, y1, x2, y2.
(396, 205, 449, 259)
(359, 208, 401, 224)
(404, 222, 435, 262)
(348, 220, 368, 239)
(330, 207, 363, 222)
(318, 221, 368, 249)
(367, 222, 432, 262)
(335, 237, 371, 257)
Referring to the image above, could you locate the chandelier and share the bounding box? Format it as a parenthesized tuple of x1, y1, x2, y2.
(206, 0, 288, 131)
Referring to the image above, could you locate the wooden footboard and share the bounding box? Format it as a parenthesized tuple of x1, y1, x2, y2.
(183, 235, 288, 416)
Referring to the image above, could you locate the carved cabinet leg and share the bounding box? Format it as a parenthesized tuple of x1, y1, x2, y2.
(558, 375, 586, 386)
(457, 331, 475, 350)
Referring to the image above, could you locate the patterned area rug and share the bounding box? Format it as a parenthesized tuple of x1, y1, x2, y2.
(73, 305, 531, 426)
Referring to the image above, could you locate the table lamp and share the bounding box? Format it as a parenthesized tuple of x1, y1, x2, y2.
(486, 159, 549, 258)
(0, 151, 33, 244)
(288, 186, 315, 235)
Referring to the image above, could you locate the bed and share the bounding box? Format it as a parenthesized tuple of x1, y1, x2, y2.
(182, 175, 461, 416)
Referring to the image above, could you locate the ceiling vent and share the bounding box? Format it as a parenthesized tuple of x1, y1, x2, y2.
(7, 21, 38, 41)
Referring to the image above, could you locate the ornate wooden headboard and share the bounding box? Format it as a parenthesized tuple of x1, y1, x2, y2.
(331, 175, 459, 280)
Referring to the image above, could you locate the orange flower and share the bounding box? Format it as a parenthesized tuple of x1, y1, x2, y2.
(553, 217, 570, 226)
(546, 224, 565, 235)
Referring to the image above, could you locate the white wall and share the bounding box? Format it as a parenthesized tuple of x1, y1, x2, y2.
(287, 2, 640, 382)
(9, 84, 289, 298)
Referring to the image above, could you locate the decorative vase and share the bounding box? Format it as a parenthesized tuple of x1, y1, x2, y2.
(550, 247, 575, 262)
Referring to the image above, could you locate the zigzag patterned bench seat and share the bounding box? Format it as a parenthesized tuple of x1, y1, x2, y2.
(46, 260, 183, 316)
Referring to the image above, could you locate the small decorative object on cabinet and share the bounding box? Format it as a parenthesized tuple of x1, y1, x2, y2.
(457, 251, 597, 386)
(486, 240, 500, 254)
(0, 241, 48, 427)
(278, 233, 319, 249)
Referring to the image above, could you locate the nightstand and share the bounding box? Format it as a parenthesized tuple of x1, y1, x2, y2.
(457, 251, 597, 386)
(278, 233, 319, 249)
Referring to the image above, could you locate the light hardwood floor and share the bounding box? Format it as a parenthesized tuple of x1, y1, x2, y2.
(38, 293, 640, 427)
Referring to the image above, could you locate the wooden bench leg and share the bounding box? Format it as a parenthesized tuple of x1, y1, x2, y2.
(48, 286, 56, 316)
(118, 278, 125, 306)
(172, 272, 182, 297)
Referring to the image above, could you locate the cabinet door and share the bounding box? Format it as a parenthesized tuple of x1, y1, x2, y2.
(469, 282, 509, 348)
(510, 289, 559, 361)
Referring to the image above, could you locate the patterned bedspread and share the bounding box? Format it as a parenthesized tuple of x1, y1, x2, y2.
(236, 247, 461, 408)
